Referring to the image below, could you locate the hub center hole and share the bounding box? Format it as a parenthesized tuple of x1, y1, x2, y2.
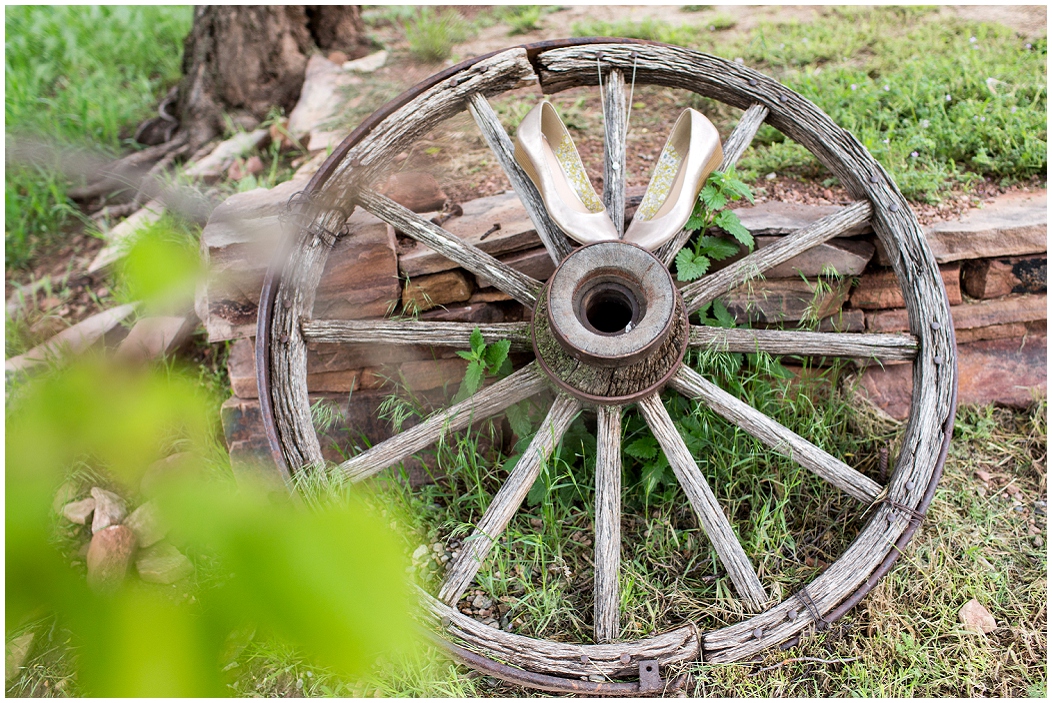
(585, 291, 634, 334)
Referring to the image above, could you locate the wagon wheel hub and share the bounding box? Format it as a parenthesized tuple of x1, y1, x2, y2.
(535, 241, 689, 403)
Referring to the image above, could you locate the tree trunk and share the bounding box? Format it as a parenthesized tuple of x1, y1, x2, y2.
(173, 5, 371, 152)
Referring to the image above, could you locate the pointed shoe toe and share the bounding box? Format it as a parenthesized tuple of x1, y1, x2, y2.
(624, 108, 723, 252)
(514, 100, 619, 246)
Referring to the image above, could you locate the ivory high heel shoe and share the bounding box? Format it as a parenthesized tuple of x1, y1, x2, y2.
(623, 108, 723, 252)
(514, 101, 619, 246)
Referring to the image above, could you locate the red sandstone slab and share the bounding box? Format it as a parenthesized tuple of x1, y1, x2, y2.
(856, 335, 1046, 420)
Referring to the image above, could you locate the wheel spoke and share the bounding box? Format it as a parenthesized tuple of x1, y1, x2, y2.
(670, 365, 882, 502)
(637, 393, 767, 610)
(602, 69, 627, 237)
(656, 104, 769, 266)
(593, 404, 622, 643)
(301, 319, 533, 351)
(467, 93, 575, 263)
(681, 201, 873, 315)
(355, 188, 542, 307)
(689, 327, 918, 362)
(439, 394, 582, 605)
(337, 362, 546, 483)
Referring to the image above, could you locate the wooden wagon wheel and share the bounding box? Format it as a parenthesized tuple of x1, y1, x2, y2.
(255, 39, 957, 694)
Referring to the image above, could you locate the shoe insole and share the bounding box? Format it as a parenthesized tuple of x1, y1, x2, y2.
(542, 134, 602, 214)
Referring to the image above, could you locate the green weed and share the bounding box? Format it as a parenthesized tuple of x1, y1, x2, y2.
(402, 8, 473, 63)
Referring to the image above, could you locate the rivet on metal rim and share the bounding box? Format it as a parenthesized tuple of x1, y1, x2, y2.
(779, 94, 788, 102)
(619, 653, 632, 665)
(282, 299, 292, 309)
(748, 78, 758, 86)
(905, 480, 915, 490)
(787, 609, 798, 621)
(931, 321, 941, 330)
(580, 655, 590, 664)
(934, 355, 944, 365)
(890, 203, 900, 212)
(869, 174, 879, 183)
(279, 333, 289, 344)
(752, 627, 764, 640)
(638, 661, 662, 693)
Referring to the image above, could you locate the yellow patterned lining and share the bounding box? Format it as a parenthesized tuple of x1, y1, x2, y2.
(554, 136, 604, 213)
(635, 145, 683, 221)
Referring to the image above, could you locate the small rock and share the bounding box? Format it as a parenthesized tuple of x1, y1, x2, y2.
(5, 632, 34, 683)
(382, 171, 448, 213)
(87, 525, 137, 591)
(1033, 536, 1044, 548)
(412, 544, 429, 561)
(765, 172, 777, 180)
(226, 159, 245, 181)
(431, 542, 444, 553)
(136, 542, 195, 584)
(343, 49, 388, 73)
(974, 469, 992, 483)
(90, 487, 127, 533)
(52, 481, 78, 515)
(327, 50, 348, 65)
(529, 518, 543, 528)
(62, 498, 96, 525)
(472, 594, 493, 610)
(140, 452, 197, 497)
(959, 598, 997, 634)
(1005, 483, 1022, 497)
(124, 501, 167, 548)
(243, 155, 264, 177)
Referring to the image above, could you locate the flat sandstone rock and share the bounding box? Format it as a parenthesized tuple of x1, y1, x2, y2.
(857, 334, 1046, 419)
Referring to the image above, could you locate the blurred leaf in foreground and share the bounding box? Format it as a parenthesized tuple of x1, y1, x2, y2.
(6, 356, 419, 695)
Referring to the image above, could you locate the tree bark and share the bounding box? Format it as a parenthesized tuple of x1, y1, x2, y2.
(173, 5, 371, 152)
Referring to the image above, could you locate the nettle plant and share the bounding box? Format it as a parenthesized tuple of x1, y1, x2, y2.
(675, 168, 756, 327)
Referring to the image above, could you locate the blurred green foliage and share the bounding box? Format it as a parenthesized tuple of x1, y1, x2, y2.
(113, 212, 204, 314)
(5, 5, 192, 269)
(6, 357, 418, 695)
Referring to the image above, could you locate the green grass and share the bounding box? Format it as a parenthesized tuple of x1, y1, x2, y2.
(574, 6, 1047, 202)
(182, 363, 1045, 697)
(401, 7, 474, 63)
(5, 5, 193, 269)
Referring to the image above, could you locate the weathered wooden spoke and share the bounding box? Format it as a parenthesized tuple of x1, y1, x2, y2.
(593, 404, 623, 643)
(637, 393, 768, 611)
(670, 365, 882, 502)
(439, 394, 582, 605)
(301, 319, 533, 351)
(338, 362, 546, 483)
(680, 201, 873, 315)
(355, 188, 542, 307)
(467, 93, 575, 263)
(689, 326, 919, 362)
(602, 69, 627, 237)
(657, 103, 770, 266)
